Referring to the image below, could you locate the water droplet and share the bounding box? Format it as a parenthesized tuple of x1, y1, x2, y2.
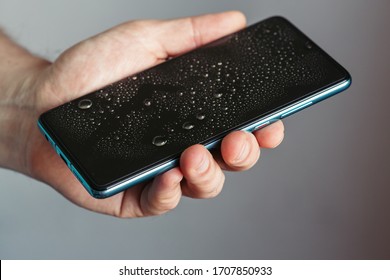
(196, 113, 205, 120)
(132, 76, 137, 80)
(78, 99, 92, 109)
(213, 92, 223, 98)
(144, 99, 152, 106)
(152, 136, 167, 147)
(182, 122, 195, 130)
(305, 41, 313, 49)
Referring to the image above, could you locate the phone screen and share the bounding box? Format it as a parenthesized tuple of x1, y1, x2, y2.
(40, 16, 349, 190)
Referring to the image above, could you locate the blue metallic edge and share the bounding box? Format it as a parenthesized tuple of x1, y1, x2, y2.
(206, 79, 350, 149)
(38, 78, 351, 198)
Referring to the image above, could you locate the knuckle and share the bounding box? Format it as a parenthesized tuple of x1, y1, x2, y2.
(187, 160, 213, 184)
(196, 169, 225, 199)
(150, 191, 181, 215)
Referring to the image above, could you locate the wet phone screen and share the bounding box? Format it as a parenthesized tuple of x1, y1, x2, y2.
(39, 16, 349, 194)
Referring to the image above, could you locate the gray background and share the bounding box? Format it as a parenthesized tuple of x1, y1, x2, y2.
(1, 0, 389, 259)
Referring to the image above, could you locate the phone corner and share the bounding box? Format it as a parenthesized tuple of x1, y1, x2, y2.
(88, 189, 111, 199)
(344, 73, 352, 89)
(87, 185, 121, 199)
(37, 116, 49, 140)
(37, 113, 50, 134)
(338, 73, 352, 94)
(266, 15, 290, 24)
(37, 115, 44, 128)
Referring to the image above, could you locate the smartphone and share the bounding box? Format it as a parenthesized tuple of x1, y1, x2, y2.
(38, 16, 351, 198)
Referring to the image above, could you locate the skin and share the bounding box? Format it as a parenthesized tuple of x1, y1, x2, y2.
(0, 11, 284, 218)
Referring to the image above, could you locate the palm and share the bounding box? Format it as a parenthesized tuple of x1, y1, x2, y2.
(29, 22, 164, 216)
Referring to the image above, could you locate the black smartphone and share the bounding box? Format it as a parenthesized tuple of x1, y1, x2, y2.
(38, 16, 351, 198)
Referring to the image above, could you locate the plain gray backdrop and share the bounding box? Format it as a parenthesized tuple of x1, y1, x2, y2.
(1, 0, 389, 259)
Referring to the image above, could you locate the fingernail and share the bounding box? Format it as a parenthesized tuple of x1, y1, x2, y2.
(196, 154, 209, 173)
(235, 138, 250, 163)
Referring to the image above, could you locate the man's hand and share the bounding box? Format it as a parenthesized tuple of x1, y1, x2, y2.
(0, 11, 284, 217)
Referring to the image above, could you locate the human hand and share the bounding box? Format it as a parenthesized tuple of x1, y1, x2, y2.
(0, 11, 284, 217)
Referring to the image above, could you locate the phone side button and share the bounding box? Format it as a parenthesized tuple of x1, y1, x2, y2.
(280, 102, 313, 119)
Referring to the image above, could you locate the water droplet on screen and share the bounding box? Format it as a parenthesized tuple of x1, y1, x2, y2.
(305, 41, 313, 49)
(78, 99, 92, 109)
(213, 92, 223, 98)
(152, 136, 167, 147)
(196, 113, 205, 120)
(182, 122, 195, 130)
(143, 99, 152, 106)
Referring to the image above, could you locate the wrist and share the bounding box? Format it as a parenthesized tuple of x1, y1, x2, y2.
(0, 31, 50, 173)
